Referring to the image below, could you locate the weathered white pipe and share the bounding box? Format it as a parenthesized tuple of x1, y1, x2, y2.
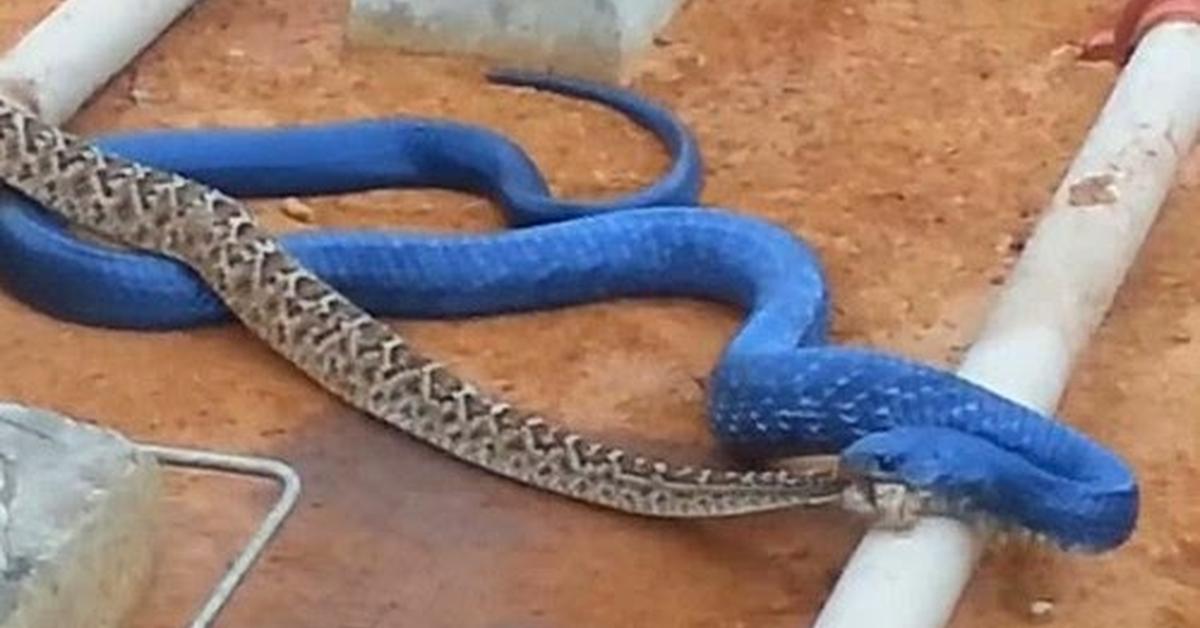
(0, 0, 199, 125)
(813, 20, 1200, 628)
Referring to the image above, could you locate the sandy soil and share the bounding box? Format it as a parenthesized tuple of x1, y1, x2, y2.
(1, 0, 1198, 626)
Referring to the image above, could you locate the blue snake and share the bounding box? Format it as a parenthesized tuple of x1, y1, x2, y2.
(0, 70, 700, 328)
(0, 71, 1137, 551)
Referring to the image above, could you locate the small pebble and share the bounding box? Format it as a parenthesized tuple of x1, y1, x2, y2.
(1029, 598, 1055, 623)
(128, 88, 154, 106)
(281, 197, 316, 223)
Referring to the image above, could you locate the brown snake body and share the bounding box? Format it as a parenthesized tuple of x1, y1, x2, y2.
(0, 98, 870, 519)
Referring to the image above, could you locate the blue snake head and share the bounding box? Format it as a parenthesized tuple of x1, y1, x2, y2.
(841, 426, 993, 492)
(839, 426, 1138, 552)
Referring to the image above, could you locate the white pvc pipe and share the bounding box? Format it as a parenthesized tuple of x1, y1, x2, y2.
(0, 0, 199, 125)
(814, 21, 1200, 628)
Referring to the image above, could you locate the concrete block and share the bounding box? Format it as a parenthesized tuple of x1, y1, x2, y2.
(346, 0, 685, 83)
(0, 404, 161, 628)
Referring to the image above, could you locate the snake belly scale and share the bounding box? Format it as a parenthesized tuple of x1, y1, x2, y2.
(0, 100, 859, 518)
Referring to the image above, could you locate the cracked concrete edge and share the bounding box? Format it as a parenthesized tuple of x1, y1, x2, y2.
(345, 0, 685, 83)
(0, 404, 162, 628)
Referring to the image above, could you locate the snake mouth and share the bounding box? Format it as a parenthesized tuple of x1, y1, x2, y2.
(839, 476, 931, 530)
(834, 448, 933, 528)
(835, 474, 1085, 552)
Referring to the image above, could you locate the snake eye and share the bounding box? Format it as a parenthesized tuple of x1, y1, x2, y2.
(866, 451, 901, 473)
(840, 447, 902, 481)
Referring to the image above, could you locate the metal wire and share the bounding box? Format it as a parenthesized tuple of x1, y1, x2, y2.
(138, 443, 302, 628)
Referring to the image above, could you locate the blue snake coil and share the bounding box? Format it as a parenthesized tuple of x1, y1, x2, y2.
(0, 70, 1138, 551)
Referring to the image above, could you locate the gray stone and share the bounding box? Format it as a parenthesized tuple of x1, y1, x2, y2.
(346, 0, 684, 82)
(0, 403, 161, 628)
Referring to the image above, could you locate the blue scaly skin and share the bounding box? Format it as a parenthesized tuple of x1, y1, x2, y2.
(0, 80, 1137, 552)
(0, 69, 700, 329)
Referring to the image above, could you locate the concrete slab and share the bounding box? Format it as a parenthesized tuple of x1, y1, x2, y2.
(345, 0, 685, 82)
(0, 404, 161, 628)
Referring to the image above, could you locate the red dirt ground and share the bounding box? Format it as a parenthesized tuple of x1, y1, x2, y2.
(1, 0, 1197, 626)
